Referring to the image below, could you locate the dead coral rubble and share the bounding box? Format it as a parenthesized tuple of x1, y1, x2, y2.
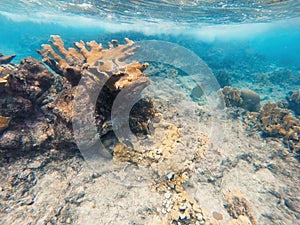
(224, 191, 257, 225)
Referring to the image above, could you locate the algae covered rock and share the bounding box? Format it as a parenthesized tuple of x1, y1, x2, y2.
(219, 86, 260, 112)
(0, 36, 155, 151)
(240, 89, 260, 112)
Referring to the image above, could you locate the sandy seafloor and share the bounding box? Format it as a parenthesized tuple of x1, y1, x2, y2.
(0, 16, 300, 225)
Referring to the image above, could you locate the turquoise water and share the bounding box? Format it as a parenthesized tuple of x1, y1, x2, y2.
(1, 7, 299, 101)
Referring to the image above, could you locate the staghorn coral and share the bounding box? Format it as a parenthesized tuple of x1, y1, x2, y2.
(219, 86, 260, 112)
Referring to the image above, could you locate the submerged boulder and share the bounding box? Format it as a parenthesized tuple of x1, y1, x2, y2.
(219, 86, 260, 112)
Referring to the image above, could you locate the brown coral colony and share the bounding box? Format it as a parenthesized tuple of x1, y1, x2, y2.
(37, 35, 148, 87)
(0, 36, 154, 151)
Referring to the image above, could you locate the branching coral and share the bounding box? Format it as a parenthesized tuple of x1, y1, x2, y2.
(37, 35, 148, 87)
(260, 102, 300, 140)
(37, 35, 153, 141)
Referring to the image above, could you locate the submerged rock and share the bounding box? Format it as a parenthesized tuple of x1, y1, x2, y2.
(240, 89, 260, 112)
(219, 86, 260, 112)
(286, 90, 300, 116)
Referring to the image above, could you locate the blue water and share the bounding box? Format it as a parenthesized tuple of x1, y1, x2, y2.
(1, 2, 300, 103)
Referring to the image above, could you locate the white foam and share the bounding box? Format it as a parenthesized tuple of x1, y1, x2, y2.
(0, 10, 299, 42)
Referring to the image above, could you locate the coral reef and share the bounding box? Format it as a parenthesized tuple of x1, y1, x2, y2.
(245, 102, 300, 152)
(0, 36, 154, 152)
(0, 39, 263, 225)
(268, 68, 300, 86)
(0, 57, 55, 150)
(286, 90, 300, 116)
(37, 35, 147, 87)
(37, 35, 152, 143)
(219, 86, 260, 112)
